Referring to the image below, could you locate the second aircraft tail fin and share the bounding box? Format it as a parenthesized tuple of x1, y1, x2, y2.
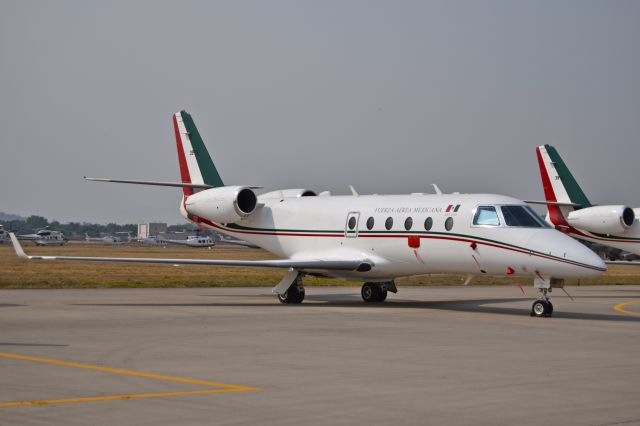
(536, 144, 592, 227)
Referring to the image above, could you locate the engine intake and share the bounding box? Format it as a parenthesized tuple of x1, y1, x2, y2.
(185, 186, 257, 223)
(567, 205, 635, 235)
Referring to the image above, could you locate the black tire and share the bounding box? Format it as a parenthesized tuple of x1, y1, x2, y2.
(362, 283, 387, 303)
(531, 300, 549, 317)
(361, 283, 378, 303)
(547, 302, 553, 315)
(278, 286, 305, 304)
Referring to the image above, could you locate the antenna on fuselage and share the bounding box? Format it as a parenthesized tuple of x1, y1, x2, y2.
(432, 184, 443, 195)
(349, 185, 359, 196)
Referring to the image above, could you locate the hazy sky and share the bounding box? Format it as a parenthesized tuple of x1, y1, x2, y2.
(1, 0, 639, 224)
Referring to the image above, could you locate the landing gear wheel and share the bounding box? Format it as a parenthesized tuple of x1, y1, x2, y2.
(547, 301, 553, 315)
(531, 300, 550, 317)
(278, 286, 305, 304)
(361, 283, 387, 303)
(378, 289, 388, 302)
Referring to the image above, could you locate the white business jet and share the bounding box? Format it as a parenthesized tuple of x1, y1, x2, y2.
(532, 145, 640, 258)
(9, 111, 606, 317)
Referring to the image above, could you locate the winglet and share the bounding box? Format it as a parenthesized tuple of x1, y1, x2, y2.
(9, 233, 29, 259)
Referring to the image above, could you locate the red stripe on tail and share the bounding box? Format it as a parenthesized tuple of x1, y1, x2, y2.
(536, 146, 568, 227)
(173, 113, 193, 197)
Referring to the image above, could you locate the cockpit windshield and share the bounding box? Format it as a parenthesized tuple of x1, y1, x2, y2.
(501, 205, 549, 228)
(473, 206, 500, 226)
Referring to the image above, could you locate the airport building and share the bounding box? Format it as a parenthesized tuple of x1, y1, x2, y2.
(137, 223, 167, 238)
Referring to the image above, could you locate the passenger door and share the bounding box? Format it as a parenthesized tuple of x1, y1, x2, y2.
(345, 212, 360, 238)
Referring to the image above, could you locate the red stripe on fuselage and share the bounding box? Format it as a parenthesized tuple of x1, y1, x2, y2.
(200, 218, 604, 272)
(174, 113, 193, 197)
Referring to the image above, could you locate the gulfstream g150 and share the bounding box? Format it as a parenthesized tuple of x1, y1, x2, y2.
(10, 111, 606, 317)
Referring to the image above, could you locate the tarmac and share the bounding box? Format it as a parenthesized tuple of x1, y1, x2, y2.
(1, 285, 639, 425)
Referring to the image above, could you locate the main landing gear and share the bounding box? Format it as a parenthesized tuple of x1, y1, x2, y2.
(277, 276, 305, 304)
(361, 281, 397, 303)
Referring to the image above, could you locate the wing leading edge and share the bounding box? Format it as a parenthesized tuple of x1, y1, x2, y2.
(8, 233, 372, 272)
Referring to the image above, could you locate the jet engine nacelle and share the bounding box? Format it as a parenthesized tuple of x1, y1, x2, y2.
(259, 189, 317, 200)
(567, 205, 635, 235)
(185, 186, 258, 223)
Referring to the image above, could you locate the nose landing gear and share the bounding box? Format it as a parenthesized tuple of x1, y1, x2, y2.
(531, 289, 554, 317)
(530, 276, 563, 317)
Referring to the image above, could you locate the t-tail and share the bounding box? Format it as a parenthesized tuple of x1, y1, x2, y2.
(172, 110, 224, 197)
(535, 144, 592, 229)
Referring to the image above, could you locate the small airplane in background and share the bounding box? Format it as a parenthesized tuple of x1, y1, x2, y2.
(17, 228, 67, 246)
(533, 145, 640, 259)
(218, 234, 260, 249)
(85, 233, 123, 245)
(9, 111, 606, 317)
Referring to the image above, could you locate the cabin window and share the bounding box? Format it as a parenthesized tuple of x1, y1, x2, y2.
(404, 217, 413, 230)
(473, 206, 500, 226)
(348, 216, 357, 230)
(445, 217, 454, 231)
(501, 205, 547, 228)
(366, 217, 374, 230)
(424, 217, 433, 231)
(385, 217, 393, 230)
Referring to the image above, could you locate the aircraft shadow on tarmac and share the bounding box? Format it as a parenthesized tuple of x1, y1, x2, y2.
(72, 294, 640, 322)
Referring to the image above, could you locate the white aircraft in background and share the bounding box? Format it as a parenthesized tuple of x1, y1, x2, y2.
(0, 225, 7, 243)
(136, 236, 168, 247)
(218, 234, 260, 249)
(17, 228, 67, 246)
(85, 233, 123, 245)
(10, 111, 606, 317)
(163, 235, 216, 248)
(533, 145, 640, 258)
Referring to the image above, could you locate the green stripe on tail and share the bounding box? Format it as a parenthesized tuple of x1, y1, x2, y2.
(180, 111, 224, 187)
(545, 145, 591, 208)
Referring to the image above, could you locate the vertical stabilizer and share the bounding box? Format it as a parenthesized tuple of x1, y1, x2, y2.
(173, 111, 224, 197)
(536, 145, 591, 227)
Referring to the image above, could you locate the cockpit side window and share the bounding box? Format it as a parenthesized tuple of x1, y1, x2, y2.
(473, 206, 500, 226)
(501, 205, 547, 227)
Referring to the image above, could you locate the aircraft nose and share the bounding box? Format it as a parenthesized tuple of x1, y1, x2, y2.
(527, 230, 606, 279)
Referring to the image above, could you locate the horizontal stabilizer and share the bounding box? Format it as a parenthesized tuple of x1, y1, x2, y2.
(605, 261, 640, 266)
(84, 177, 214, 189)
(524, 200, 583, 208)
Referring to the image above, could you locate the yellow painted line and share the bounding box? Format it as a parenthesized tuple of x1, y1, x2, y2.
(614, 301, 640, 317)
(0, 352, 259, 408)
(0, 388, 249, 408)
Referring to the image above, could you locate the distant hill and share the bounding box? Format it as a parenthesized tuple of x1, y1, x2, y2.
(0, 212, 25, 221)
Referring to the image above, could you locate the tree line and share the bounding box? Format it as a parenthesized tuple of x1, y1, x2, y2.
(2, 215, 198, 237)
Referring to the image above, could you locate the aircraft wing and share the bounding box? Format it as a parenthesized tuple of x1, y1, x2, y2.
(9, 233, 371, 272)
(605, 261, 640, 266)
